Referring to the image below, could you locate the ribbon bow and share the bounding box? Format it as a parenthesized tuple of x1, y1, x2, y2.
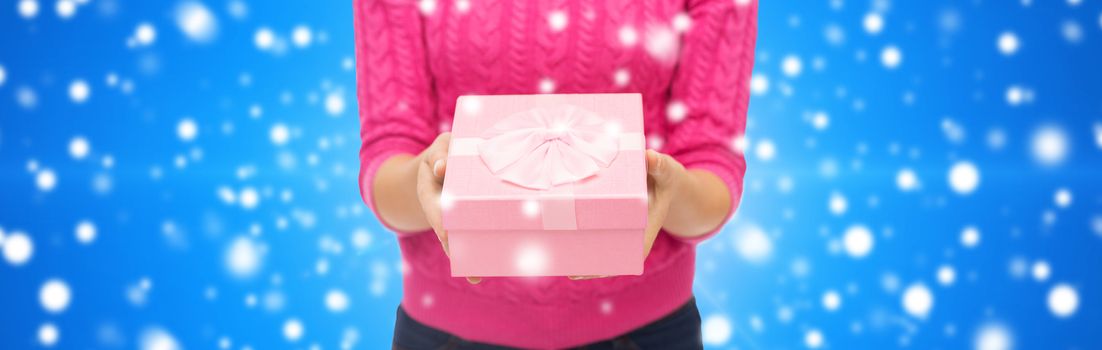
(477, 105, 620, 190)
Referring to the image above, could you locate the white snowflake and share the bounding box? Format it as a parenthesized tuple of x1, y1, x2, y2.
(139, 327, 181, 350)
(1053, 188, 1072, 208)
(974, 322, 1013, 350)
(514, 244, 549, 275)
(733, 224, 772, 263)
(40, 279, 72, 314)
(225, 236, 263, 278)
(270, 123, 291, 145)
(948, 161, 980, 195)
(74, 220, 96, 244)
(781, 55, 802, 77)
(618, 26, 638, 46)
(1061, 20, 1083, 44)
(3, 231, 34, 266)
(902, 282, 934, 318)
(19, 0, 39, 19)
(36, 169, 58, 192)
(997, 31, 1019, 55)
(55, 0, 76, 19)
(829, 192, 847, 216)
(68, 136, 90, 160)
(325, 289, 350, 313)
(750, 73, 769, 95)
(863, 12, 884, 34)
(38, 323, 59, 347)
(960, 226, 981, 248)
(896, 168, 919, 192)
(177, 118, 198, 141)
(937, 265, 956, 286)
(175, 1, 217, 43)
(701, 314, 732, 346)
(254, 27, 276, 50)
(842, 224, 874, 258)
(134, 23, 156, 46)
(1031, 126, 1069, 167)
(880, 45, 902, 69)
(547, 11, 568, 32)
(821, 290, 842, 311)
(291, 25, 312, 48)
(1047, 283, 1079, 318)
(804, 329, 824, 348)
(68, 79, 90, 103)
(755, 139, 776, 161)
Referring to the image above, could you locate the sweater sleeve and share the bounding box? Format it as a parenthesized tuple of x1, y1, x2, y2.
(662, 0, 757, 243)
(354, 0, 439, 233)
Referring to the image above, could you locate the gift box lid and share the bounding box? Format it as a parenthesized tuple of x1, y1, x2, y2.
(441, 93, 648, 231)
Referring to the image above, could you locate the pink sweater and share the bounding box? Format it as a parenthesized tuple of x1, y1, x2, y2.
(355, 0, 756, 348)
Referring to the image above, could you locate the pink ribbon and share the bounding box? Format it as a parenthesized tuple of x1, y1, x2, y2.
(477, 105, 621, 190)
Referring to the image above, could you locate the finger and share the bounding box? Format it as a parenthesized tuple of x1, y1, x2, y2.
(646, 149, 677, 188)
(439, 229, 450, 257)
(423, 151, 447, 178)
(426, 207, 449, 256)
(646, 149, 662, 176)
(416, 162, 448, 255)
(643, 198, 670, 258)
(432, 158, 448, 180)
(467, 277, 482, 284)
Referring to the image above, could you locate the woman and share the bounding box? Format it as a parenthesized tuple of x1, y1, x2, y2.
(355, 0, 756, 348)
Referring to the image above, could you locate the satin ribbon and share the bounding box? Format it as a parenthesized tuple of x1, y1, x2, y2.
(476, 105, 622, 190)
(451, 104, 643, 229)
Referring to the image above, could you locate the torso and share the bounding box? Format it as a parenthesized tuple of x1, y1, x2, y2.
(419, 0, 687, 150)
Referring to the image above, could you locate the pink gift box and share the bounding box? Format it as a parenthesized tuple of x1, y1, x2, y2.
(442, 93, 648, 277)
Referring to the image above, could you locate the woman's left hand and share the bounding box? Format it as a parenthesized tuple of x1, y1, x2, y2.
(570, 149, 687, 280)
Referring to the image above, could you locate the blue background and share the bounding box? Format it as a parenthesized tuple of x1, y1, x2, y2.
(1, 0, 1100, 349)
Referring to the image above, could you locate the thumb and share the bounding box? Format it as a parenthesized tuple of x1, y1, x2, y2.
(646, 149, 668, 178)
(431, 158, 447, 181)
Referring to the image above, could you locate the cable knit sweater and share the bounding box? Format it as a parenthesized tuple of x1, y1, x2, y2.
(355, 0, 756, 348)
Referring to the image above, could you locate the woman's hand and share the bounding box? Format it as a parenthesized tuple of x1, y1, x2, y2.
(414, 133, 482, 284)
(412, 138, 718, 283)
(642, 149, 688, 257)
(569, 149, 688, 280)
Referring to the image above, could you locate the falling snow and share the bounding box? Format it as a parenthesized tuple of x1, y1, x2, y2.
(1047, 283, 1079, 318)
(282, 318, 305, 342)
(1031, 126, 1070, 167)
(842, 224, 874, 259)
(701, 314, 732, 346)
(225, 236, 263, 278)
(325, 289, 350, 313)
(733, 223, 772, 263)
(863, 13, 884, 34)
(0, 1, 1097, 349)
(3, 231, 34, 266)
(974, 322, 1013, 350)
(781, 55, 802, 77)
(38, 323, 60, 347)
(960, 226, 981, 248)
(40, 279, 72, 314)
(880, 45, 902, 69)
(948, 161, 980, 195)
(997, 32, 1020, 55)
(175, 1, 218, 43)
(74, 220, 96, 244)
(902, 283, 934, 319)
(139, 328, 180, 350)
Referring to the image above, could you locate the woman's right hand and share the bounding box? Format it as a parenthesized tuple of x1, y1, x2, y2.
(414, 133, 482, 284)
